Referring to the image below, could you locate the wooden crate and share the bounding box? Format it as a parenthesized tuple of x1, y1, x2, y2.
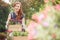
(13, 36, 27, 40)
(8, 24, 22, 31)
(8, 25, 28, 40)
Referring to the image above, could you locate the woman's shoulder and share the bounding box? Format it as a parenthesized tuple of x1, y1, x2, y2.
(8, 12, 12, 15)
(9, 12, 14, 14)
(9, 12, 15, 15)
(8, 12, 14, 17)
(22, 13, 25, 17)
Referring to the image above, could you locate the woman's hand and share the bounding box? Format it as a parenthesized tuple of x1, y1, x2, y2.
(5, 24, 9, 29)
(5, 21, 9, 29)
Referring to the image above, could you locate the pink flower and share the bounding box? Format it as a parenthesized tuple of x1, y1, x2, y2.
(52, 33, 56, 39)
(27, 21, 38, 40)
(51, 0, 55, 3)
(28, 21, 37, 33)
(32, 13, 47, 23)
(54, 4, 60, 11)
(44, 6, 51, 13)
(37, 14, 45, 23)
(44, 0, 49, 3)
(43, 22, 49, 27)
(32, 14, 38, 21)
(32, 13, 41, 23)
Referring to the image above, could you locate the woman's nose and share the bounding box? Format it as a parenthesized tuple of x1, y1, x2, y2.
(15, 7, 18, 9)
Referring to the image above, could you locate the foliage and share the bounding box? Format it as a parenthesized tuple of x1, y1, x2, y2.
(0, 3, 10, 32)
(13, 31, 28, 36)
(27, 0, 60, 40)
(0, 33, 7, 39)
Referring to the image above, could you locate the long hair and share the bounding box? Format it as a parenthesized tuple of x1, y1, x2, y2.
(12, 2, 23, 20)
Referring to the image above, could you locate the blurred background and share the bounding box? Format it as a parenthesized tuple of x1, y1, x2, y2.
(0, 0, 60, 40)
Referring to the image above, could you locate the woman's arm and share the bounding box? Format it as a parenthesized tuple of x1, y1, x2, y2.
(5, 13, 11, 29)
(22, 14, 27, 31)
(22, 17, 26, 28)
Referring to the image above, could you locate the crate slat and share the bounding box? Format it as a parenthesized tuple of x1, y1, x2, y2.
(8, 24, 22, 31)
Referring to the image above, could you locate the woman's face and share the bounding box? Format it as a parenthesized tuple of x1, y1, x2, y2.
(13, 4, 21, 12)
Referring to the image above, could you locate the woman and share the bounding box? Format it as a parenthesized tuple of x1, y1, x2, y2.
(6, 2, 25, 32)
